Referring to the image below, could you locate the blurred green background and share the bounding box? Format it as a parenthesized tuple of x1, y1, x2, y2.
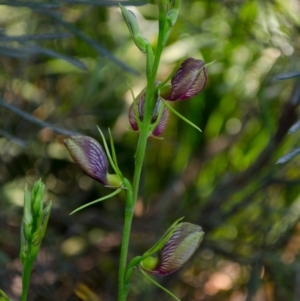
(1, 0, 300, 300)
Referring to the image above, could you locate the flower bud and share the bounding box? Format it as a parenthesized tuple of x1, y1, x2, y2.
(22, 186, 33, 241)
(167, 58, 207, 101)
(119, 4, 150, 53)
(140, 222, 204, 275)
(31, 202, 51, 247)
(20, 180, 51, 264)
(129, 90, 169, 137)
(32, 180, 45, 218)
(64, 136, 122, 188)
(167, 0, 181, 27)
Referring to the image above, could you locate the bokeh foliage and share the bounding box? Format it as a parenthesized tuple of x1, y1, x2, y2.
(1, 0, 300, 300)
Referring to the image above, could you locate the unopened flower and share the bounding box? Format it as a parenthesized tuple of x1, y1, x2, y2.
(20, 179, 51, 263)
(64, 136, 122, 188)
(140, 222, 204, 275)
(129, 90, 169, 137)
(166, 58, 207, 101)
(119, 4, 150, 53)
(166, 0, 180, 27)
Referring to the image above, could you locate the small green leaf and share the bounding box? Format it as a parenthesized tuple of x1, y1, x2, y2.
(22, 186, 33, 241)
(162, 100, 202, 132)
(70, 188, 122, 214)
(0, 290, 11, 301)
(139, 267, 181, 301)
(142, 217, 184, 258)
(20, 226, 28, 264)
(97, 127, 119, 176)
(32, 202, 52, 247)
(108, 128, 123, 177)
(32, 179, 45, 218)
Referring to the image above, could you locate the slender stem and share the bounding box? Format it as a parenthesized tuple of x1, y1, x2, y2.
(117, 5, 173, 301)
(21, 258, 34, 301)
(131, 25, 167, 207)
(118, 179, 134, 301)
(117, 41, 165, 301)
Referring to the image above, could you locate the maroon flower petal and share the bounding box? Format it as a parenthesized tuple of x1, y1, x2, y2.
(64, 136, 109, 185)
(128, 90, 168, 137)
(128, 91, 145, 131)
(128, 103, 139, 131)
(152, 105, 169, 137)
(169, 58, 207, 101)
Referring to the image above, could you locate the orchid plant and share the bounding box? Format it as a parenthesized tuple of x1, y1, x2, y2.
(0, 1, 207, 301)
(64, 1, 207, 300)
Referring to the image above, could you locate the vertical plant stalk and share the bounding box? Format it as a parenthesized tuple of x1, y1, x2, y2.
(21, 258, 34, 301)
(118, 179, 134, 301)
(132, 17, 169, 207)
(117, 25, 166, 301)
(118, 2, 177, 300)
(20, 180, 51, 301)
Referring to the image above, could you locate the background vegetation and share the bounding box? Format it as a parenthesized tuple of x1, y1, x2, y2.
(1, 0, 300, 300)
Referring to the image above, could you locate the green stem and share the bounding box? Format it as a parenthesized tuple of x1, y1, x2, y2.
(118, 179, 134, 301)
(117, 41, 164, 301)
(21, 258, 34, 301)
(118, 6, 173, 301)
(131, 23, 167, 207)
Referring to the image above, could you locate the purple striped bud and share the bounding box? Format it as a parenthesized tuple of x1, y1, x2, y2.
(141, 222, 204, 275)
(129, 90, 169, 137)
(64, 136, 122, 188)
(167, 58, 207, 101)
